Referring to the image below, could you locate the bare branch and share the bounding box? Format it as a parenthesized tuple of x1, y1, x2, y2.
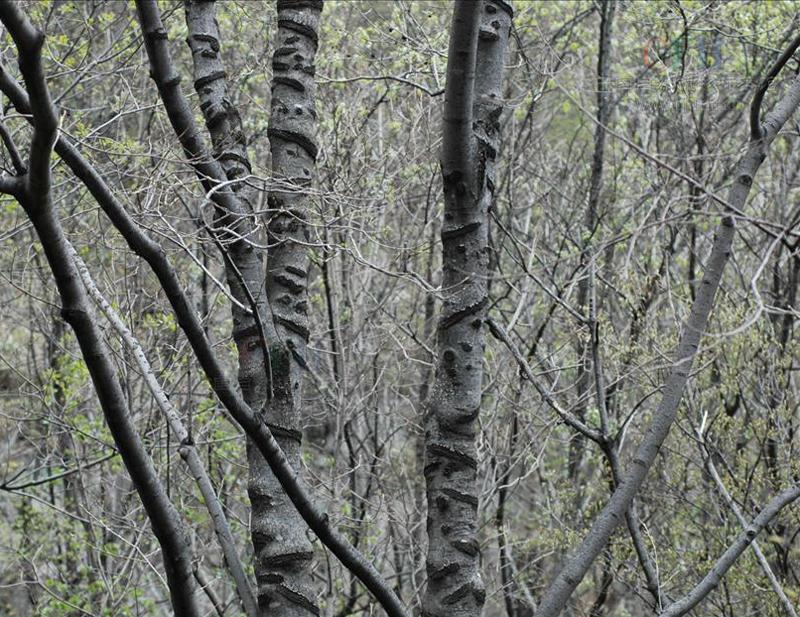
(486, 317, 604, 443)
(72, 246, 258, 617)
(696, 432, 798, 617)
(750, 33, 800, 140)
(660, 483, 800, 617)
(0, 3, 201, 613)
(535, 32, 800, 616)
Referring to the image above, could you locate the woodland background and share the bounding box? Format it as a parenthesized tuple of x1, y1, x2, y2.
(0, 1, 799, 616)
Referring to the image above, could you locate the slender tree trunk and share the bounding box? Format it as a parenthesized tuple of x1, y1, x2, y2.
(183, 6, 298, 611)
(140, 3, 407, 615)
(251, 1, 323, 614)
(570, 0, 614, 481)
(188, 0, 324, 612)
(423, 2, 511, 616)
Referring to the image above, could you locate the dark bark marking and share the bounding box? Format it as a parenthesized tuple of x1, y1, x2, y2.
(273, 272, 305, 294)
(277, 0, 324, 11)
(442, 487, 479, 507)
(441, 220, 481, 240)
(274, 46, 299, 57)
(273, 585, 320, 615)
(144, 27, 168, 40)
(278, 18, 319, 47)
(194, 69, 227, 90)
(217, 151, 251, 170)
(265, 422, 303, 443)
(488, 0, 514, 17)
(428, 562, 461, 581)
(189, 32, 220, 52)
(275, 315, 310, 340)
(440, 296, 488, 330)
(426, 443, 478, 470)
(258, 550, 314, 569)
(451, 537, 480, 557)
(272, 75, 306, 92)
(286, 265, 307, 278)
(268, 127, 318, 160)
(232, 324, 260, 342)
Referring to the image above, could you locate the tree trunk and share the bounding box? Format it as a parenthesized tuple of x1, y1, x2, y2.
(250, 0, 323, 614)
(423, 2, 512, 616)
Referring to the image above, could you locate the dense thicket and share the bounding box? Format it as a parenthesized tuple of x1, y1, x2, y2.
(1, 2, 799, 617)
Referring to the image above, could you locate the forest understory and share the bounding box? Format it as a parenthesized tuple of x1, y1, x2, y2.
(0, 2, 799, 617)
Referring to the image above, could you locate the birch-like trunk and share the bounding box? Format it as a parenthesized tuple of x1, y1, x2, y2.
(186, 1, 323, 613)
(251, 0, 323, 614)
(423, 2, 511, 616)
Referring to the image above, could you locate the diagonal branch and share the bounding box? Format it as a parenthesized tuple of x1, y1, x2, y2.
(659, 482, 800, 617)
(488, 315, 665, 609)
(750, 33, 800, 140)
(0, 3, 201, 614)
(534, 34, 800, 617)
(697, 433, 798, 617)
(72, 246, 258, 617)
(486, 317, 603, 443)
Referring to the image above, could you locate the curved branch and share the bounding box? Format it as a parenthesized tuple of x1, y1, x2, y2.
(660, 483, 800, 617)
(750, 33, 800, 141)
(486, 318, 603, 443)
(489, 316, 666, 610)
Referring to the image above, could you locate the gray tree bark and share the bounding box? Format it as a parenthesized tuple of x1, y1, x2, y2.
(423, 2, 511, 616)
(137, 2, 408, 616)
(182, 1, 323, 613)
(256, 0, 323, 613)
(182, 8, 305, 611)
